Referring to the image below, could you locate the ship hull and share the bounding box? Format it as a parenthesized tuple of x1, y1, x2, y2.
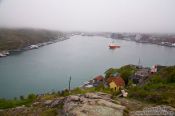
(109, 45, 120, 49)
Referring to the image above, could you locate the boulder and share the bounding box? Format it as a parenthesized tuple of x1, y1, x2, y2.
(43, 100, 52, 106)
(50, 98, 64, 108)
(84, 93, 102, 99)
(67, 95, 80, 101)
(32, 102, 40, 106)
(62, 92, 126, 116)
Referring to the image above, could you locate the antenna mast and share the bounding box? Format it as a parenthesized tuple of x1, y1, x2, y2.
(69, 76, 71, 93)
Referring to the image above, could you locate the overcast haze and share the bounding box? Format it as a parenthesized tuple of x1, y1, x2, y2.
(0, 0, 175, 33)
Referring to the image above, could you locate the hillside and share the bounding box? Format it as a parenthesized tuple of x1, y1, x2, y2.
(129, 66, 175, 107)
(0, 65, 175, 115)
(105, 64, 175, 107)
(0, 28, 65, 51)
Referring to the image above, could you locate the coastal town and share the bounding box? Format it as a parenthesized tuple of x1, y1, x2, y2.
(111, 33, 175, 47)
(80, 64, 163, 98)
(68, 32, 175, 47)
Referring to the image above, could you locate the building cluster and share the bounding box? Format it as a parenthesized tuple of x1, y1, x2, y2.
(81, 72, 127, 97)
(81, 64, 165, 97)
(131, 65, 165, 85)
(111, 33, 175, 47)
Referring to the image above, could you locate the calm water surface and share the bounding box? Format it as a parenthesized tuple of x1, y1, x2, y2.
(0, 35, 175, 98)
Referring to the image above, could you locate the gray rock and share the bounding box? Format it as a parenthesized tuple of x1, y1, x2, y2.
(62, 92, 126, 116)
(0, 92, 126, 116)
(0, 109, 4, 112)
(44, 100, 52, 106)
(96, 99, 125, 110)
(50, 98, 64, 108)
(32, 102, 40, 106)
(15, 105, 25, 109)
(68, 95, 80, 101)
(79, 96, 87, 103)
(84, 93, 102, 99)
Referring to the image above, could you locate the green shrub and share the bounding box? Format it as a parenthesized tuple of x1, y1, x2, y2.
(166, 71, 175, 83)
(27, 94, 36, 100)
(20, 96, 24, 100)
(104, 68, 118, 79)
(95, 83, 104, 91)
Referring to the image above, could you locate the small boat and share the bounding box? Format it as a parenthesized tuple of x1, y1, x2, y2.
(84, 84, 93, 88)
(29, 45, 39, 49)
(83, 81, 90, 85)
(0, 53, 6, 57)
(109, 43, 120, 49)
(0, 51, 9, 57)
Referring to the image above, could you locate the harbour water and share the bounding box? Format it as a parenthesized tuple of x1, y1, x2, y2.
(0, 35, 175, 98)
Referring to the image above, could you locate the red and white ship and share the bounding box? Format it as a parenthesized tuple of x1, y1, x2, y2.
(109, 43, 120, 49)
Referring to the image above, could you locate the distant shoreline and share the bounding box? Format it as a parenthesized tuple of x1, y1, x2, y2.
(69, 32, 175, 48)
(1, 31, 175, 58)
(113, 38, 175, 48)
(0, 28, 69, 58)
(0, 37, 69, 58)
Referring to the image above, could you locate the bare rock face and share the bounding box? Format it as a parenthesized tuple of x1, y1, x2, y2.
(50, 98, 64, 108)
(44, 100, 52, 106)
(62, 92, 126, 116)
(67, 95, 80, 101)
(84, 93, 102, 99)
(1, 92, 174, 116)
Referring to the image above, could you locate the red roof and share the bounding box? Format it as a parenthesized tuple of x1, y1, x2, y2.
(107, 76, 125, 87)
(94, 75, 104, 81)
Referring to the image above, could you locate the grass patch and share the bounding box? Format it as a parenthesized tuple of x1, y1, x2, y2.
(128, 83, 175, 107)
(0, 94, 36, 109)
(128, 66, 175, 107)
(41, 108, 57, 116)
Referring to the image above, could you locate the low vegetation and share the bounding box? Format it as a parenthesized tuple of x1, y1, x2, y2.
(0, 86, 111, 109)
(44, 86, 112, 99)
(104, 65, 175, 107)
(0, 94, 36, 109)
(128, 66, 175, 107)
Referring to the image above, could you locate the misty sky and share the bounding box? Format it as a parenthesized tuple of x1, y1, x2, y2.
(0, 0, 175, 33)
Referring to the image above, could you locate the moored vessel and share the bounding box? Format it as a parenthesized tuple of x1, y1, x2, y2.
(109, 43, 120, 49)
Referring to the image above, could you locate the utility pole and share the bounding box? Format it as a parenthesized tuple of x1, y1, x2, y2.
(69, 76, 71, 93)
(138, 57, 141, 68)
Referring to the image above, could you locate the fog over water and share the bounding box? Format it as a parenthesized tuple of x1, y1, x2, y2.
(0, 0, 175, 33)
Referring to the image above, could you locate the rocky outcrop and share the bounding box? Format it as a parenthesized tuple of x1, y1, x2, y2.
(62, 92, 126, 116)
(1, 92, 174, 116)
(0, 92, 126, 116)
